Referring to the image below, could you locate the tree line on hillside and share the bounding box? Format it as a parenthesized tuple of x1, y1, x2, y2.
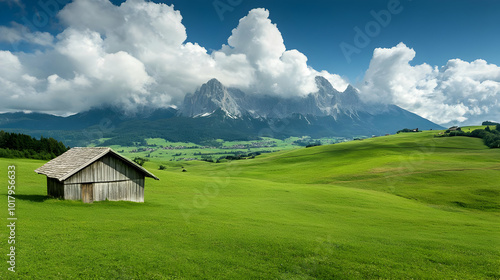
(200, 151, 274, 163)
(0, 130, 69, 160)
(397, 128, 420, 133)
(438, 125, 500, 148)
(293, 139, 323, 147)
(99, 116, 266, 147)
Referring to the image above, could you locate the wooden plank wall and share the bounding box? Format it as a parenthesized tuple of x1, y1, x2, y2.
(64, 184, 82, 200)
(47, 177, 64, 198)
(93, 179, 144, 202)
(65, 154, 143, 184)
(59, 154, 146, 202)
(63, 179, 144, 202)
(81, 183, 93, 204)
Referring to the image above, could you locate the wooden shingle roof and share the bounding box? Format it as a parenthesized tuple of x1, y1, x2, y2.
(35, 147, 159, 181)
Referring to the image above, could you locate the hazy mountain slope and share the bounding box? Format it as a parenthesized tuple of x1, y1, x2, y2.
(0, 77, 444, 145)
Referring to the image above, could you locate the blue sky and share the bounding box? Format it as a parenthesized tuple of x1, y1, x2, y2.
(2, 0, 499, 82)
(174, 0, 500, 82)
(0, 0, 499, 125)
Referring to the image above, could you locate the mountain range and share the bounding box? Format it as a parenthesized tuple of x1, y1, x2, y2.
(0, 77, 443, 146)
(180, 77, 365, 119)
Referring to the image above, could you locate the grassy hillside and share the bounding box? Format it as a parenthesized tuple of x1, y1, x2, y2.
(1, 131, 499, 279)
(93, 136, 345, 162)
(204, 130, 500, 211)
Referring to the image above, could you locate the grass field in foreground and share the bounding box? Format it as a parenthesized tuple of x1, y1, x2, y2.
(0, 131, 499, 279)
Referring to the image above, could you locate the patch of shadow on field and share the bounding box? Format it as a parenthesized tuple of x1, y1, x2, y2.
(15, 195, 50, 202)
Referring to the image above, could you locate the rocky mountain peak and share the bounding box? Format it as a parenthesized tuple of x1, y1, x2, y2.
(205, 78, 223, 89)
(181, 78, 366, 119)
(199, 78, 224, 99)
(180, 78, 242, 118)
(339, 84, 362, 114)
(314, 76, 336, 94)
(343, 84, 358, 94)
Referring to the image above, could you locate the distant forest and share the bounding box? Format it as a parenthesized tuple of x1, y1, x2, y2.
(0, 131, 69, 160)
(440, 125, 500, 148)
(482, 121, 500, 126)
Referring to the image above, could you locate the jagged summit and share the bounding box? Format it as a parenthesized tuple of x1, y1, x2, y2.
(172, 77, 443, 138)
(180, 78, 243, 118)
(338, 84, 362, 115)
(314, 76, 337, 94)
(344, 84, 358, 93)
(1, 76, 444, 146)
(203, 78, 220, 89)
(180, 76, 365, 119)
(198, 78, 225, 100)
(206, 78, 222, 84)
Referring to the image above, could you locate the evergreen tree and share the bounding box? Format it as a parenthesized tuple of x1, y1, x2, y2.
(0, 131, 68, 159)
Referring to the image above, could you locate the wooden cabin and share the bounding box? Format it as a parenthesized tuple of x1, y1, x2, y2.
(35, 147, 159, 203)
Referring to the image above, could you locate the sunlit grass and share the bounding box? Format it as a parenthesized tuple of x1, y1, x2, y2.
(0, 131, 499, 279)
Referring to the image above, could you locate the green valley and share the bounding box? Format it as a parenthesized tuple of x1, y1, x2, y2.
(95, 137, 348, 163)
(0, 129, 498, 279)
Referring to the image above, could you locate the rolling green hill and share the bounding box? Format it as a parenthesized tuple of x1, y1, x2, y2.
(0, 130, 498, 279)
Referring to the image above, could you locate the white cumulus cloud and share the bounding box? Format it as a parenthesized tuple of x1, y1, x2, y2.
(0, 0, 498, 126)
(216, 8, 348, 96)
(359, 43, 500, 125)
(0, 22, 54, 46)
(0, 1, 349, 115)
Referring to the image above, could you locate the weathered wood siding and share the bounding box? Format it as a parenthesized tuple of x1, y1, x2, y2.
(81, 183, 93, 204)
(57, 154, 146, 203)
(64, 184, 82, 200)
(93, 179, 144, 202)
(47, 177, 64, 198)
(65, 154, 143, 184)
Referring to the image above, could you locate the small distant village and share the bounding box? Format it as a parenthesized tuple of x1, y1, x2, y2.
(116, 137, 347, 162)
(128, 140, 279, 154)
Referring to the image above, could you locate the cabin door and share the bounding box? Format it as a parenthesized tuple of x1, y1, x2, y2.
(81, 183, 94, 204)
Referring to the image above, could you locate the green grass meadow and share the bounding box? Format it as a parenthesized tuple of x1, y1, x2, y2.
(99, 137, 344, 163)
(1, 130, 499, 279)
